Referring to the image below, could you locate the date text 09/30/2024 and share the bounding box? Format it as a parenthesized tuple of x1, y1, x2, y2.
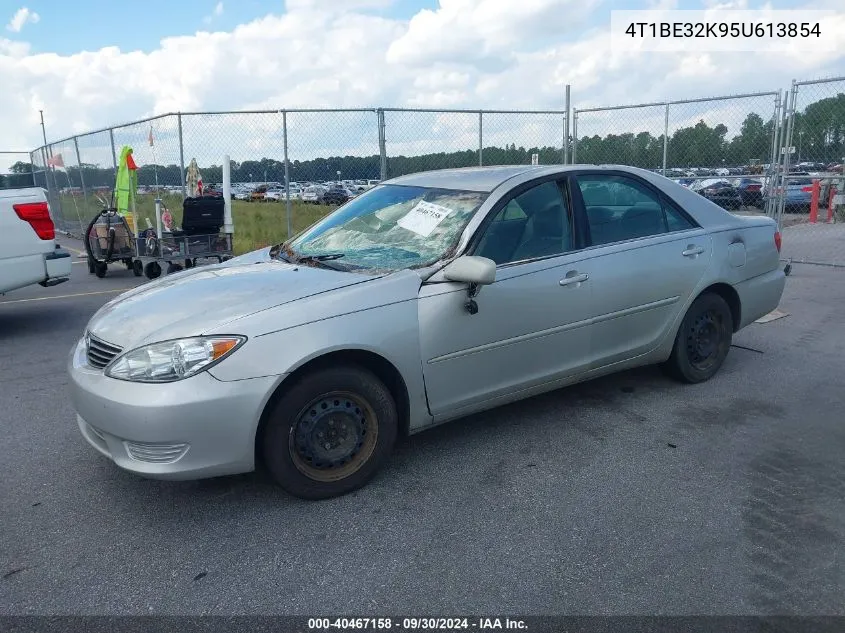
(307, 618, 528, 630)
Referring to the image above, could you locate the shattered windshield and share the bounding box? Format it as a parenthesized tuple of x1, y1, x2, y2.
(286, 184, 488, 272)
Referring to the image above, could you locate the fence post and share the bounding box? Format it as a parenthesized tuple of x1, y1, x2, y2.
(777, 81, 798, 230)
(572, 110, 578, 164)
(768, 92, 787, 218)
(40, 147, 50, 197)
(662, 102, 670, 176)
(765, 91, 783, 218)
(767, 91, 781, 176)
(563, 84, 571, 164)
(478, 111, 483, 167)
(177, 113, 186, 199)
(283, 110, 292, 239)
(109, 128, 118, 176)
(73, 136, 89, 221)
(377, 109, 387, 181)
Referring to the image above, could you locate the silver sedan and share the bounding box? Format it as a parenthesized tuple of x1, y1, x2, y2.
(69, 165, 786, 499)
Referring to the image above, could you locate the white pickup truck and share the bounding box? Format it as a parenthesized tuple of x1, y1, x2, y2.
(0, 185, 72, 295)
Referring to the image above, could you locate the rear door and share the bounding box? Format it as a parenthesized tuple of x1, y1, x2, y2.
(571, 172, 712, 368)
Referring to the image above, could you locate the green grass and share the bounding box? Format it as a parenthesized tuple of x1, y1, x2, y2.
(55, 193, 334, 255)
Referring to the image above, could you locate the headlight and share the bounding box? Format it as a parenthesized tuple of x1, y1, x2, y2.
(105, 336, 245, 383)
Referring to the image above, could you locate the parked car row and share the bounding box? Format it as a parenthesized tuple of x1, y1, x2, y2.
(673, 169, 835, 213)
(229, 179, 380, 204)
(661, 161, 844, 179)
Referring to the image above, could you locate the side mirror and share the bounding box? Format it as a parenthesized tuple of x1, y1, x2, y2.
(442, 256, 496, 286)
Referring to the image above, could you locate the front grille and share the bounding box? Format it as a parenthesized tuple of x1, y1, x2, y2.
(124, 441, 189, 464)
(87, 333, 122, 369)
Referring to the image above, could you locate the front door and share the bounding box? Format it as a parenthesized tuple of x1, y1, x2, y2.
(418, 179, 593, 419)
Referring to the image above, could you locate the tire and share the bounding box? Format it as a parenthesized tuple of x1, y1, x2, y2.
(144, 261, 162, 280)
(87, 257, 96, 274)
(261, 365, 398, 500)
(166, 263, 183, 275)
(185, 259, 194, 269)
(94, 261, 108, 278)
(663, 292, 733, 384)
(132, 260, 144, 277)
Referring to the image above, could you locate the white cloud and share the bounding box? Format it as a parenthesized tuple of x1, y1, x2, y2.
(203, 2, 224, 24)
(0, 0, 844, 172)
(6, 6, 40, 33)
(387, 0, 600, 68)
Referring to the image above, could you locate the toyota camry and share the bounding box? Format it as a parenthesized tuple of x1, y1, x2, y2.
(69, 165, 786, 499)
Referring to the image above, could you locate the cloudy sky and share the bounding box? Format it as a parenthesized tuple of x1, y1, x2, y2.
(1, 0, 844, 170)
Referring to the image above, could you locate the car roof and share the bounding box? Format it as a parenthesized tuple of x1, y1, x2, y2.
(383, 164, 706, 193)
(385, 165, 549, 192)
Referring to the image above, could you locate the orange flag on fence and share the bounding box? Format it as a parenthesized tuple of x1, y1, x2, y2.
(46, 153, 64, 168)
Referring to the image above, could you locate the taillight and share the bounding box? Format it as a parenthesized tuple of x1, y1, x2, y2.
(801, 186, 813, 192)
(774, 231, 782, 253)
(13, 201, 55, 240)
(748, 185, 761, 191)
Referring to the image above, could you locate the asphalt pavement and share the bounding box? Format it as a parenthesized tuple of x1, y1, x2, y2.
(1, 238, 843, 615)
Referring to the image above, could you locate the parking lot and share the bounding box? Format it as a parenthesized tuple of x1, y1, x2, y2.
(1, 235, 844, 616)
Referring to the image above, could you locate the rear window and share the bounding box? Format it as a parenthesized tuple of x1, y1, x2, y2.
(790, 178, 813, 186)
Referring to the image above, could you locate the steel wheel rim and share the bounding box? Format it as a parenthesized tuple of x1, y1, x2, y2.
(288, 391, 378, 483)
(686, 309, 725, 371)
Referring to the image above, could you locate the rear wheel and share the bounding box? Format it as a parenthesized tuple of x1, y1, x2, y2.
(261, 365, 398, 500)
(663, 292, 733, 384)
(94, 261, 108, 278)
(132, 259, 144, 276)
(87, 257, 96, 274)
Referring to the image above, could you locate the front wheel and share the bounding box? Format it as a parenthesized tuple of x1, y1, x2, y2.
(663, 292, 733, 384)
(261, 365, 398, 500)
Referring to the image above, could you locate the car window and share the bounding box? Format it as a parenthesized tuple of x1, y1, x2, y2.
(474, 180, 573, 265)
(289, 184, 488, 272)
(664, 204, 695, 232)
(577, 174, 693, 246)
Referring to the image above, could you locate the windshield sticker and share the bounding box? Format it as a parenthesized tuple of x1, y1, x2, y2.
(397, 200, 454, 237)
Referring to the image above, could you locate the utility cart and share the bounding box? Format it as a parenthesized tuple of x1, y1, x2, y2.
(85, 196, 233, 280)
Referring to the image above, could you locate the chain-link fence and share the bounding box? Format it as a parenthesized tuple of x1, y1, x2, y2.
(27, 107, 569, 252)
(776, 77, 845, 268)
(574, 84, 845, 269)
(20, 82, 845, 262)
(574, 91, 779, 179)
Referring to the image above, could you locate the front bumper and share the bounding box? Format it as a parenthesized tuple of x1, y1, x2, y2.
(68, 337, 282, 480)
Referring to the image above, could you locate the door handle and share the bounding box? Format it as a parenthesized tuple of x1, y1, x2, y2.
(682, 245, 705, 257)
(559, 272, 589, 287)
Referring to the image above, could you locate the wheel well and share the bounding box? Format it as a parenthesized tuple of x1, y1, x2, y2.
(701, 282, 741, 332)
(254, 349, 411, 467)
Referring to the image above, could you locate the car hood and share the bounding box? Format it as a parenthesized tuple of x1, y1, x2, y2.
(86, 249, 383, 350)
